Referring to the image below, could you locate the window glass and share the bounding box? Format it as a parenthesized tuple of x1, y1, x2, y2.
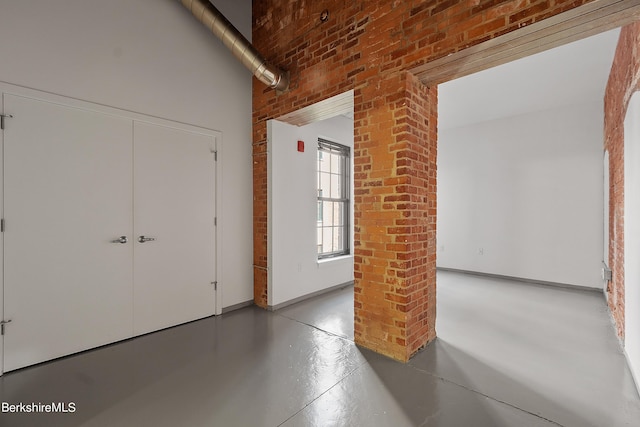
(317, 139, 350, 258)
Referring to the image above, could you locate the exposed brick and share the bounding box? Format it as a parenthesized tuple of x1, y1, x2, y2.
(253, 0, 598, 361)
(604, 22, 640, 340)
(509, 1, 551, 25)
(471, 0, 513, 15)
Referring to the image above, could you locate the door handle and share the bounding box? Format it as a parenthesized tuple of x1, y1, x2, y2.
(111, 236, 128, 244)
(138, 235, 156, 243)
(0, 319, 12, 335)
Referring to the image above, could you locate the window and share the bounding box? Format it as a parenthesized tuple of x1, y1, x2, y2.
(317, 138, 350, 258)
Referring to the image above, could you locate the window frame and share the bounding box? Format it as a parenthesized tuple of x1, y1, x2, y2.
(317, 138, 350, 259)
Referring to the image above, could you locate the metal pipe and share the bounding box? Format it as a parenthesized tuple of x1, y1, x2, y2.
(179, 0, 289, 91)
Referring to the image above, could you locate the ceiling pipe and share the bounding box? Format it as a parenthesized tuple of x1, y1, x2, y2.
(179, 0, 289, 91)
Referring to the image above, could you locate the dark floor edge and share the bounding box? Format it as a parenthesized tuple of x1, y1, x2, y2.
(437, 267, 603, 294)
(268, 281, 354, 311)
(221, 299, 254, 314)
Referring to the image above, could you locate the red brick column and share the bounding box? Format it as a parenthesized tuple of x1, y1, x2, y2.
(604, 22, 640, 338)
(354, 71, 437, 361)
(252, 0, 600, 357)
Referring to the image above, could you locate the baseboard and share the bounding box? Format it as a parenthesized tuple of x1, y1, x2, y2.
(436, 267, 602, 293)
(624, 348, 640, 399)
(268, 281, 354, 311)
(221, 299, 254, 314)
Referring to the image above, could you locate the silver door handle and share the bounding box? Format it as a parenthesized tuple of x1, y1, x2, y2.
(111, 236, 128, 244)
(0, 319, 12, 335)
(138, 235, 156, 243)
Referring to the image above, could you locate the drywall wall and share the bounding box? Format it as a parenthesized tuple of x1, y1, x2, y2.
(268, 116, 354, 307)
(438, 103, 604, 288)
(0, 0, 254, 307)
(624, 91, 640, 393)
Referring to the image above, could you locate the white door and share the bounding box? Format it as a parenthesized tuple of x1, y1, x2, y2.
(3, 94, 134, 372)
(133, 122, 216, 335)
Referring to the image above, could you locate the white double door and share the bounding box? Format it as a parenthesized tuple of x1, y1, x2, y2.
(2, 94, 217, 372)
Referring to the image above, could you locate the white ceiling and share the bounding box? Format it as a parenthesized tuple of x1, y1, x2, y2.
(438, 28, 621, 130)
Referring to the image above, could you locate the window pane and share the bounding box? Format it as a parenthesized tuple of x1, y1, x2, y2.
(334, 202, 345, 226)
(317, 139, 349, 258)
(323, 201, 334, 227)
(319, 172, 331, 196)
(330, 173, 340, 198)
(330, 153, 341, 173)
(322, 227, 334, 253)
(335, 227, 344, 251)
(319, 151, 330, 172)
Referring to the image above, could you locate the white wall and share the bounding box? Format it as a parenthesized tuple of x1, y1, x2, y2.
(624, 91, 640, 394)
(268, 116, 354, 307)
(438, 103, 604, 288)
(0, 0, 254, 307)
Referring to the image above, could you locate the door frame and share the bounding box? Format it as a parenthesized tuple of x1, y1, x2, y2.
(0, 93, 5, 374)
(0, 82, 223, 375)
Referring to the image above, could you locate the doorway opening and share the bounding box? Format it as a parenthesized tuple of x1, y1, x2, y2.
(266, 91, 355, 319)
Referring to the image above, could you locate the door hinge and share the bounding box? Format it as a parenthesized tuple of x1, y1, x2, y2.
(0, 114, 13, 130)
(1, 218, 4, 232)
(214, 151, 218, 161)
(211, 281, 218, 291)
(1, 319, 12, 336)
(214, 217, 217, 226)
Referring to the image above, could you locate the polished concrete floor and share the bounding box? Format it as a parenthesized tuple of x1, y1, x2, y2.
(1, 271, 639, 426)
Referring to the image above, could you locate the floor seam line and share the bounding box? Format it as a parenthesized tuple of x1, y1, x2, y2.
(407, 364, 566, 427)
(274, 312, 354, 343)
(276, 363, 365, 427)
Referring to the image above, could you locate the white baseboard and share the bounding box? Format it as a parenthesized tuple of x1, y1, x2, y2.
(268, 281, 354, 311)
(436, 267, 602, 293)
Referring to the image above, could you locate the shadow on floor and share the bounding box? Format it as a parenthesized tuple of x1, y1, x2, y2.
(1, 273, 639, 427)
(275, 284, 354, 340)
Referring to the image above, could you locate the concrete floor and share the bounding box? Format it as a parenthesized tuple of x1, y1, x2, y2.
(1, 271, 638, 426)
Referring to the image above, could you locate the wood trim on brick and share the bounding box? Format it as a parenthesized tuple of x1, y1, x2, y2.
(411, 0, 640, 85)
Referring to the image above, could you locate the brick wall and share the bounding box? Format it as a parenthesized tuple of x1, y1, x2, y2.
(604, 22, 640, 339)
(353, 71, 437, 360)
(253, 0, 596, 360)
